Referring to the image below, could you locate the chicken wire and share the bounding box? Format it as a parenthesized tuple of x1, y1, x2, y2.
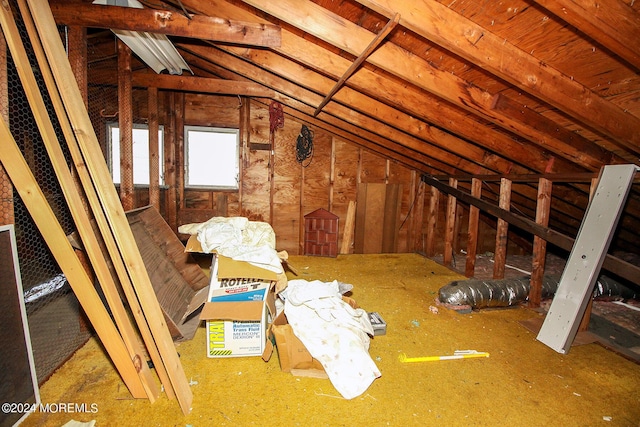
(3, 2, 91, 385)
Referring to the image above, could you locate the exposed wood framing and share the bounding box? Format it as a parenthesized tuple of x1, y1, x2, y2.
(0, 116, 148, 399)
(422, 174, 640, 286)
(0, 5, 155, 398)
(165, 92, 178, 230)
(239, 0, 617, 170)
(531, 0, 640, 70)
(14, 0, 176, 402)
(410, 176, 425, 254)
(493, 178, 512, 279)
(443, 178, 457, 267)
(175, 92, 185, 212)
(118, 40, 134, 210)
(464, 178, 482, 277)
(357, 0, 640, 156)
(313, 12, 400, 116)
(148, 87, 160, 209)
(529, 178, 552, 307)
(132, 73, 275, 97)
(425, 185, 439, 256)
(50, 2, 282, 48)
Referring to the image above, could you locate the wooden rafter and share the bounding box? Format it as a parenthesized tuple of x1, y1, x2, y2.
(531, 0, 640, 71)
(50, 1, 281, 48)
(313, 13, 400, 116)
(356, 0, 640, 157)
(239, 0, 618, 171)
(132, 72, 276, 97)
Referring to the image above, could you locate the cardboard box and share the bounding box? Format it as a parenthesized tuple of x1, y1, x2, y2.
(194, 248, 278, 358)
(262, 296, 359, 378)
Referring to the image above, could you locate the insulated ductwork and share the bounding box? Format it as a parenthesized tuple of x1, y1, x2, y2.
(437, 275, 638, 310)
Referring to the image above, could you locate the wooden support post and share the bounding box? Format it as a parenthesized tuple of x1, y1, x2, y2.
(175, 92, 185, 214)
(117, 40, 134, 210)
(239, 97, 250, 213)
(464, 178, 482, 277)
(425, 185, 439, 256)
(443, 178, 457, 266)
(413, 179, 425, 253)
(578, 177, 599, 332)
(529, 177, 552, 307)
(148, 87, 160, 210)
(165, 92, 178, 231)
(493, 178, 511, 279)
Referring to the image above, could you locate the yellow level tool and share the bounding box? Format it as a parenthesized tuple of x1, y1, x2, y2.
(399, 350, 489, 363)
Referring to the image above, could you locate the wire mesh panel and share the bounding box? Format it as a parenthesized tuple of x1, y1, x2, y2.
(4, 0, 91, 384)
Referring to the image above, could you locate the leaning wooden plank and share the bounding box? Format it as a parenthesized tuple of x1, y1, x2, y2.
(0, 116, 147, 399)
(14, 0, 170, 401)
(0, 1, 159, 401)
(19, 0, 174, 402)
(26, 0, 192, 414)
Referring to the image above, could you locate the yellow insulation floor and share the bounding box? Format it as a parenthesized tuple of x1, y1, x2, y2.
(21, 254, 640, 426)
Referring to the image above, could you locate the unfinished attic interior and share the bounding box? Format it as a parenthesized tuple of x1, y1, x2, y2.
(1, 0, 639, 425)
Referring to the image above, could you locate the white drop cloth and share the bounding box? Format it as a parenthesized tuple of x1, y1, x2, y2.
(178, 217, 283, 273)
(282, 279, 381, 399)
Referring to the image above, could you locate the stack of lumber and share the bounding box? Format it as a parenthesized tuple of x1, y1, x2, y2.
(0, 0, 192, 415)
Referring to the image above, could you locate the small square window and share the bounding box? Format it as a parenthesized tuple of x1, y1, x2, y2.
(184, 126, 239, 190)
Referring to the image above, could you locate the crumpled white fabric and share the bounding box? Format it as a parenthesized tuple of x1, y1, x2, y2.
(282, 279, 381, 399)
(178, 217, 282, 273)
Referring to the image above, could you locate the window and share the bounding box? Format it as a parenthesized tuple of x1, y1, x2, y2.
(184, 126, 239, 190)
(108, 123, 164, 186)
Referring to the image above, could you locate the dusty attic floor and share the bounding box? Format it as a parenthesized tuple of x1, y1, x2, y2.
(21, 254, 640, 427)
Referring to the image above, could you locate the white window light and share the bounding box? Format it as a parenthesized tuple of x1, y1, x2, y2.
(184, 126, 239, 190)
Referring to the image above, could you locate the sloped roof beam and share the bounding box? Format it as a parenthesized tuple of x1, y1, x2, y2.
(356, 0, 640, 157)
(49, 1, 281, 48)
(531, 0, 640, 71)
(313, 13, 400, 116)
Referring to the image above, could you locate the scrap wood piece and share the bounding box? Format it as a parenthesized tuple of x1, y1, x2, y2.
(340, 200, 356, 254)
(0, 116, 147, 399)
(25, 0, 192, 414)
(0, 1, 159, 400)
